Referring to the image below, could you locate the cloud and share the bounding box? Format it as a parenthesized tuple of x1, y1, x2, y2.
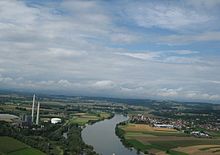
(158, 88, 182, 97)
(116, 50, 203, 64)
(58, 80, 72, 87)
(170, 50, 199, 55)
(116, 52, 160, 60)
(185, 91, 220, 100)
(110, 33, 140, 44)
(0, 0, 219, 101)
(92, 80, 115, 89)
(186, 0, 220, 8)
(122, 1, 211, 31)
(157, 88, 220, 100)
(159, 31, 220, 44)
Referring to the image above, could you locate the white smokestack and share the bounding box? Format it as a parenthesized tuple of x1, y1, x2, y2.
(31, 94, 35, 122)
(36, 101, 40, 125)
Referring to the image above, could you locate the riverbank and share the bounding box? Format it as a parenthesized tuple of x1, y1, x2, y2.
(115, 121, 147, 155)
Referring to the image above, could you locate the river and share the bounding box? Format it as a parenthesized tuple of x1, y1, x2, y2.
(82, 114, 139, 155)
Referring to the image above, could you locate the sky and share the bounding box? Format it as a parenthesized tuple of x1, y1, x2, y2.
(0, 0, 220, 102)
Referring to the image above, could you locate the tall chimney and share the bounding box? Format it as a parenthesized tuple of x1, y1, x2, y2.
(36, 101, 40, 125)
(31, 94, 35, 122)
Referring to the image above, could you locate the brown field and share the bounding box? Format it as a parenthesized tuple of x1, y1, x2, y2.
(73, 113, 87, 116)
(174, 145, 220, 155)
(122, 124, 177, 132)
(155, 151, 169, 155)
(135, 136, 204, 143)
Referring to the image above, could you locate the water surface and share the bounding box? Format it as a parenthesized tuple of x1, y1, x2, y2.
(82, 114, 139, 155)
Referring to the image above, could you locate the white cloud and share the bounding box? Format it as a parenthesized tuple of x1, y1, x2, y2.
(116, 52, 160, 61)
(157, 88, 220, 101)
(92, 80, 115, 89)
(110, 33, 140, 43)
(170, 50, 199, 55)
(48, 48, 87, 58)
(158, 88, 182, 97)
(123, 2, 211, 31)
(116, 50, 203, 64)
(159, 31, 220, 44)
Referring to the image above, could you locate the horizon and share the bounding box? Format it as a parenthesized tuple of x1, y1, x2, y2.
(0, 89, 218, 104)
(0, 0, 220, 102)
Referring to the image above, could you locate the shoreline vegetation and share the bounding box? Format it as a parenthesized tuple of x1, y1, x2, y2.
(115, 121, 144, 154)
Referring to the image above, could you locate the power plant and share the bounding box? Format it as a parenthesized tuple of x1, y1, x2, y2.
(31, 94, 40, 125)
(31, 94, 35, 122)
(36, 102, 40, 125)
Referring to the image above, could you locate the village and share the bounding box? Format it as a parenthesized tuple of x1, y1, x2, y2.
(130, 113, 219, 138)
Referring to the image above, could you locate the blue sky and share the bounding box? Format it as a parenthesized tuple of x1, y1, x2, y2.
(0, 0, 220, 102)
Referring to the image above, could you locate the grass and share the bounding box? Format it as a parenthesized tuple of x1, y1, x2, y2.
(127, 139, 151, 151)
(209, 131, 220, 137)
(150, 140, 220, 150)
(168, 150, 188, 155)
(0, 136, 45, 155)
(125, 132, 157, 138)
(70, 117, 94, 125)
(69, 113, 101, 125)
(0, 137, 27, 153)
(99, 112, 111, 119)
(8, 148, 45, 155)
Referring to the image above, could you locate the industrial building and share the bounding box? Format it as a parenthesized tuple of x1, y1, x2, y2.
(51, 118, 62, 124)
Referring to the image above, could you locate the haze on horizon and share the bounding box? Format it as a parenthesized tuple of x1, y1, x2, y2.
(0, 0, 220, 102)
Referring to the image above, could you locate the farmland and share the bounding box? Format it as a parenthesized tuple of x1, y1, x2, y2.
(70, 112, 112, 126)
(117, 124, 220, 155)
(0, 136, 45, 155)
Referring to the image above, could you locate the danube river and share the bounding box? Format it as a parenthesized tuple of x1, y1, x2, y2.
(82, 114, 139, 155)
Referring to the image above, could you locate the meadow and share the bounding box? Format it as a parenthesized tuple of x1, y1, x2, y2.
(69, 112, 111, 126)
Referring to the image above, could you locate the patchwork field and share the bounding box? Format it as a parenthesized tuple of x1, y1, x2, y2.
(119, 124, 220, 155)
(0, 136, 45, 155)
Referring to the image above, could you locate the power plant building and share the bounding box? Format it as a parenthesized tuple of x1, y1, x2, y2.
(51, 118, 62, 124)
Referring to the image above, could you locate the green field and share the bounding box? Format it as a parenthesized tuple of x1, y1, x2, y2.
(69, 112, 110, 126)
(0, 137, 45, 155)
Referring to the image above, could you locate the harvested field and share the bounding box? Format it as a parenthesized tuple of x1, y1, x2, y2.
(174, 145, 220, 155)
(136, 136, 207, 143)
(122, 124, 177, 132)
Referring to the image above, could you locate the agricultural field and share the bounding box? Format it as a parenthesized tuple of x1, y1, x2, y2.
(119, 124, 220, 155)
(174, 145, 220, 155)
(0, 136, 45, 155)
(69, 112, 111, 126)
